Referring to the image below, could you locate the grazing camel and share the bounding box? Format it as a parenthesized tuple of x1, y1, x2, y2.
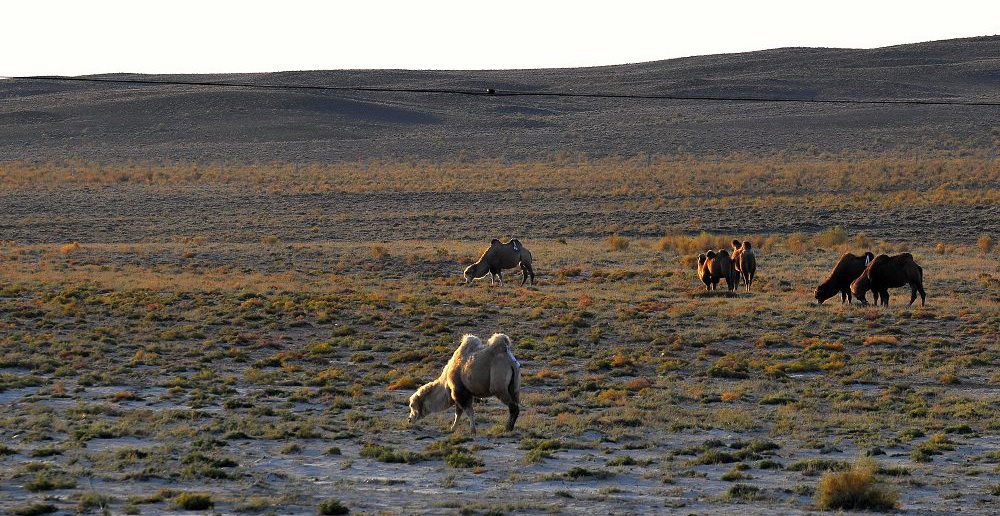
(408, 333, 521, 435)
(707, 249, 737, 291)
(463, 239, 535, 286)
(736, 241, 756, 292)
(851, 253, 926, 306)
(697, 252, 713, 290)
(731, 240, 744, 290)
(814, 251, 873, 305)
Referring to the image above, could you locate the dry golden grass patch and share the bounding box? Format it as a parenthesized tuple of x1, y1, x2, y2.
(606, 235, 629, 252)
(815, 458, 899, 511)
(387, 376, 418, 391)
(862, 335, 899, 346)
(59, 242, 81, 254)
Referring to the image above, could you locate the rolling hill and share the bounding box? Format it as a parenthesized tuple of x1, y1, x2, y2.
(1, 35, 998, 161)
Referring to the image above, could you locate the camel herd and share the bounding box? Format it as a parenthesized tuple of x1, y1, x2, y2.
(697, 240, 757, 292)
(416, 238, 930, 435)
(460, 237, 926, 307)
(814, 251, 926, 306)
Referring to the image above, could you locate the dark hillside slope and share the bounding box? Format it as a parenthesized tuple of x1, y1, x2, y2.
(1, 36, 998, 161)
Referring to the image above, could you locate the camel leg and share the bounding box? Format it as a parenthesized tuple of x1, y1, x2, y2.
(506, 401, 520, 431)
(519, 263, 528, 286)
(450, 405, 464, 431)
(497, 270, 503, 286)
(880, 290, 890, 307)
(465, 403, 476, 435)
(527, 263, 535, 285)
(494, 389, 520, 432)
(918, 285, 926, 306)
(451, 383, 475, 435)
(909, 284, 918, 306)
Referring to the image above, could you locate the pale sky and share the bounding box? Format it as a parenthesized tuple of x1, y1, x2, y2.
(5, 0, 1000, 76)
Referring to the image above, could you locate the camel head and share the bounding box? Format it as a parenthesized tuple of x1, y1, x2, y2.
(407, 391, 425, 424)
(814, 283, 836, 304)
(850, 274, 871, 305)
(463, 261, 489, 284)
(407, 381, 452, 423)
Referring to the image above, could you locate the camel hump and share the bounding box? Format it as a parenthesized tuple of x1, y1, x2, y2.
(490, 238, 501, 246)
(487, 333, 518, 366)
(706, 250, 716, 259)
(719, 249, 730, 258)
(456, 334, 483, 359)
(698, 254, 707, 265)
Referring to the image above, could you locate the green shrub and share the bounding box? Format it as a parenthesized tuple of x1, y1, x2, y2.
(787, 458, 850, 475)
(10, 503, 57, 516)
(689, 449, 737, 465)
(360, 443, 424, 464)
(721, 468, 747, 481)
(317, 498, 350, 515)
(563, 466, 612, 480)
(173, 492, 213, 511)
(443, 450, 484, 468)
(77, 492, 111, 513)
(24, 472, 76, 491)
(726, 483, 763, 501)
(607, 455, 639, 467)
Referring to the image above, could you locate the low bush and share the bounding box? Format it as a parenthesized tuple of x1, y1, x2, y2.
(815, 459, 898, 511)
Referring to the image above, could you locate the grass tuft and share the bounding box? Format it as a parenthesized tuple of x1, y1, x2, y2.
(317, 498, 350, 515)
(173, 492, 214, 511)
(815, 459, 899, 511)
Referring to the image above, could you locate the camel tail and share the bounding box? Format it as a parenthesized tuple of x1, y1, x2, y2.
(505, 339, 520, 368)
(508, 363, 521, 404)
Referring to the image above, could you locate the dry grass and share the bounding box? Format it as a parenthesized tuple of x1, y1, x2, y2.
(606, 235, 630, 252)
(2, 154, 997, 201)
(0, 153, 997, 514)
(0, 237, 996, 513)
(815, 458, 899, 511)
(58, 242, 80, 254)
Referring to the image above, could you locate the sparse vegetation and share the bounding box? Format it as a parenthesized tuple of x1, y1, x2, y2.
(0, 155, 995, 514)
